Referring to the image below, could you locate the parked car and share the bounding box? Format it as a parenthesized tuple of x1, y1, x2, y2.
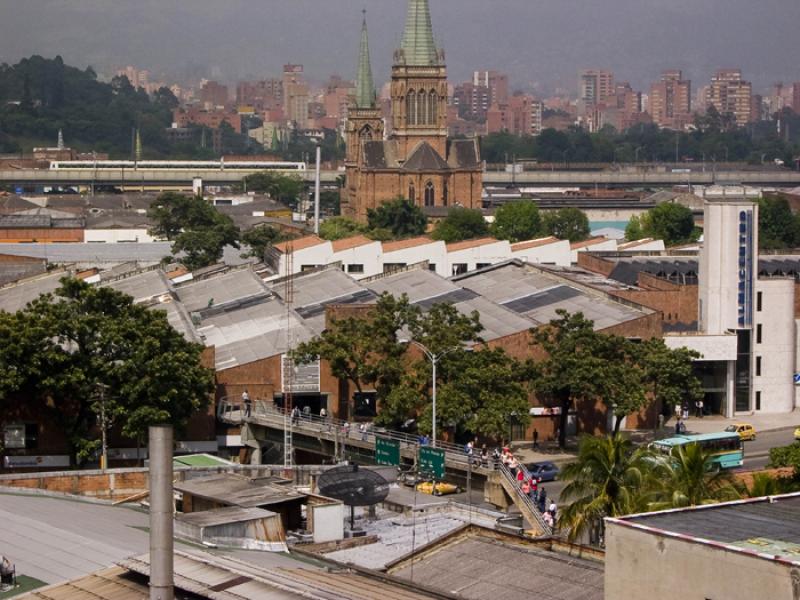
(794, 427, 800, 442)
(725, 423, 757, 441)
(416, 481, 460, 496)
(524, 461, 560, 482)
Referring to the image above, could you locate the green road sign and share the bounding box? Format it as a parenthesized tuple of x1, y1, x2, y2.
(375, 437, 401, 467)
(418, 446, 445, 479)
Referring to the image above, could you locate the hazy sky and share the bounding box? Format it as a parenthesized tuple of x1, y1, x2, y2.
(1, 0, 798, 93)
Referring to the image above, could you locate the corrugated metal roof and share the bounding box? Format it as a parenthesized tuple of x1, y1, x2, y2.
(390, 535, 603, 600)
(0, 272, 65, 313)
(177, 506, 278, 528)
(174, 474, 305, 508)
(175, 269, 267, 313)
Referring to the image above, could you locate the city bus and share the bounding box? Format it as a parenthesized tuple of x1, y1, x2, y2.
(649, 432, 744, 470)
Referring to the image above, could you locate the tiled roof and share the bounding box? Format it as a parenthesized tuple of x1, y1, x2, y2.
(511, 236, 560, 251)
(570, 236, 611, 250)
(382, 236, 435, 252)
(331, 235, 375, 252)
(273, 235, 325, 253)
(446, 237, 500, 252)
(402, 142, 450, 172)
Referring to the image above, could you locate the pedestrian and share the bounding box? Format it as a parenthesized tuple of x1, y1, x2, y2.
(509, 456, 519, 476)
(674, 404, 681, 420)
(0, 556, 13, 586)
(360, 422, 368, 441)
(698, 399, 704, 418)
(291, 406, 300, 425)
(682, 404, 689, 420)
(465, 440, 474, 456)
(533, 428, 539, 450)
(531, 477, 539, 502)
(480, 445, 489, 468)
(675, 418, 682, 435)
(241, 389, 252, 418)
(343, 421, 351, 438)
(694, 399, 701, 418)
(516, 467, 525, 485)
(492, 447, 501, 469)
(302, 405, 311, 419)
(538, 487, 547, 513)
(521, 478, 531, 497)
(543, 511, 554, 529)
(549, 500, 558, 521)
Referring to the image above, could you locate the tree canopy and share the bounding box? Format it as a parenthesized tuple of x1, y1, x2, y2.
(147, 192, 240, 270)
(759, 195, 800, 250)
(319, 216, 368, 241)
(366, 197, 428, 238)
(541, 207, 591, 243)
(638, 203, 698, 246)
(0, 278, 214, 465)
(490, 201, 542, 243)
(431, 207, 489, 243)
(242, 172, 305, 209)
(241, 224, 293, 260)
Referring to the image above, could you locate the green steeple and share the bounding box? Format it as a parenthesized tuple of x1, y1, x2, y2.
(355, 10, 376, 109)
(400, 0, 439, 66)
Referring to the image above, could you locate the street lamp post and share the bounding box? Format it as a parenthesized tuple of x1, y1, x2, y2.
(399, 339, 465, 448)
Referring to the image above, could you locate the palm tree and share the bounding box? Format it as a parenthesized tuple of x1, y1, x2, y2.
(558, 434, 651, 545)
(740, 472, 799, 498)
(648, 442, 740, 510)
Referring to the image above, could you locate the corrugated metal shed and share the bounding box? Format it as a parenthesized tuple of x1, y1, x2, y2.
(175, 474, 304, 508)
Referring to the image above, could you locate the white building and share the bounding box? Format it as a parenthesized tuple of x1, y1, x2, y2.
(570, 237, 618, 263)
(446, 238, 513, 276)
(381, 237, 449, 277)
(510, 237, 572, 267)
(330, 235, 382, 279)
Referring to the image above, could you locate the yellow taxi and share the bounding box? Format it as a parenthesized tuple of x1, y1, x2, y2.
(416, 481, 460, 496)
(793, 427, 800, 441)
(725, 423, 757, 441)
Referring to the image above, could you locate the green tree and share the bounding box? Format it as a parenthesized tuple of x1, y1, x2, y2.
(559, 435, 651, 544)
(243, 172, 304, 208)
(648, 443, 740, 509)
(148, 192, 240, 270)
(292, 294, 414, 420)
(490, 201, 543, 242)
(641, 203, 697, 246)
(625, 215, 644, 241)
(639, 339, 703, 422)
(319, 216, 367, 241)
(431, 207, 489, 243)
(531, 311, 624, 448)
(366, 197, 428, 238)
(241, 225, 292, 260)
(541, 208, 591, 242)
(759, 196, 800, 250)
(0, 278, 213, 466)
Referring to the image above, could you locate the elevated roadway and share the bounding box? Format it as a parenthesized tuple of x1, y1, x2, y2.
(3, 167, 800, 189)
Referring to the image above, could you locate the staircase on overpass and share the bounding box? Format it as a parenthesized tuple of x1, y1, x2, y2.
(495, 463, 552, 537)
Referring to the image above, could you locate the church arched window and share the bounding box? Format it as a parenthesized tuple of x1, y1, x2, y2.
(407, 91, 417, 126)
(408, 182, 416, 203)
(443, 182, 448, 206)
(429, 90, 438, 125)
(417, 90, 427, 126)
(360, 125, 372, 141)
(424, 181, 435, 207)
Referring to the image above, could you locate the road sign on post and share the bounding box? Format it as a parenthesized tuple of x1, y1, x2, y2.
(375, 437, 401, 467)
(418, 446, 445, 480)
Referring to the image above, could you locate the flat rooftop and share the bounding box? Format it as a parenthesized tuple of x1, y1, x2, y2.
(611, 492, 800, 564)
(175, 473, 305, 508)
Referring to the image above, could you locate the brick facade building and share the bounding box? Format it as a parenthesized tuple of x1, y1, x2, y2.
(343, 1, 483, 222)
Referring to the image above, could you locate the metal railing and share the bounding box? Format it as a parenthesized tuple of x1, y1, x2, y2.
(498, 462, 552, 535)
(217, 397, 488, 470)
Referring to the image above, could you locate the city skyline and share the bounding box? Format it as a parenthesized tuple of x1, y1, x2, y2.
(2, 0, 799, 94)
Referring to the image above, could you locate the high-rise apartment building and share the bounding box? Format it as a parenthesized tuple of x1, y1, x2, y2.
(793, 82, 800, 114)
(474, 70, 509, 107)
(578, 69, 615, 111)
(486, 94, 543, 136)
(705, 69, 753, 127)
(452, 71, 508, 123)
(236, 79, 283, 112)
(199, 81, 229, 108)
(649, 70, 692, 130)
(282, 64, 309, 128)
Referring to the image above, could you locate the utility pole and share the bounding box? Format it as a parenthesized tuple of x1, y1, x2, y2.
(314, 144, 321, 235)
(97, 383, 110, 470)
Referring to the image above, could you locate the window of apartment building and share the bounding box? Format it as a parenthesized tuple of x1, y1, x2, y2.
(757, 292, 763, 312)
(756, 324, 763, 344)
(756, 391, 762, 411)
(452, 263, 468, 276)
(756, 356, 762, 376)
(347, 264, 365, 274)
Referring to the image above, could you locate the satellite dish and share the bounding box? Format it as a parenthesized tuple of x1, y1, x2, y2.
(317, 464, 390, 507)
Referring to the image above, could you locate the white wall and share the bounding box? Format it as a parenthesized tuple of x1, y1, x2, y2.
(753, 278, 796, 412)
(664, 333, 738, 361)
(570, 239, 617, 263)
(511, 239, 571, 267)
(381, 241, 448, 277)
(700, 199, 758, 334)
(310, 501, 344, 543)
(84, 229, 158, 243)
(332, 241, 382, 279)
(606, 521, 797, 600)
(447, 240, 512, 275)
(274, 242, 333, 278)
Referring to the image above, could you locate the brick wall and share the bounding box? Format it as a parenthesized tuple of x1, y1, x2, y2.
(0, 228, 83, 242)
(577, 252, 617, 277)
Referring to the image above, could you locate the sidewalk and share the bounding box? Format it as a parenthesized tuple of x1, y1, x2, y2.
(649, 410, 800, 436)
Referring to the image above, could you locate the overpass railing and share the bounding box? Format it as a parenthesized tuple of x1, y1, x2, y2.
(217, 397, 483, 470)
(498, 462, 552, 535)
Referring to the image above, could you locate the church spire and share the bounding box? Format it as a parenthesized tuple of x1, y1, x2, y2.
(355, 9, 376, 109)
(400, 0, 439, 66)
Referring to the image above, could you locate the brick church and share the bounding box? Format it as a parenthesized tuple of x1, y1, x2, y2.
(342, 0, 483, 222)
